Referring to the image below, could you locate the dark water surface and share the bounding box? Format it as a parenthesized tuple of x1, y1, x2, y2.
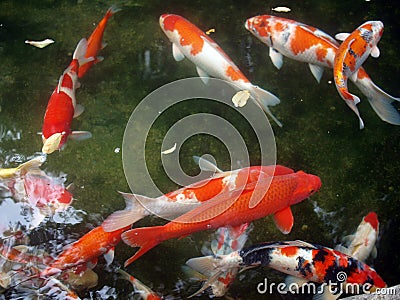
(0, 0, 399, 299)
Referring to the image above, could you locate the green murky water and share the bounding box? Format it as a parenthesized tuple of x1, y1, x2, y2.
(0, 0, 399, 299)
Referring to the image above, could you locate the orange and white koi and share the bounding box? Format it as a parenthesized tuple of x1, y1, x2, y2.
(118, 269, 162, 300)
(121, 169, 321, 266)
(78, 6, 120, 78)
(40, 225, 130, 278)
(41, 38, 93, 154)
(335, 212, 379, 262)
(186, 223, 252, 297)
(245, 15, 400, 128)
(159, 14, 282, 126)
(333, 21, 384, 129)
(187, 240, 386, 297)
(102, 165, 294, 232)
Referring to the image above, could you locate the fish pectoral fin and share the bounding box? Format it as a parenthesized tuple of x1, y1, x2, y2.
(196, 66, 210, 84)
(312, 283, 342, 300)
(371, 245, 378, 259)
(273, 206, 294, 234)
(308, 64, 324, 83)
(73, 104, 85, 118)
(371, 45, 380, 58)
(42, 132, 63, 154)
(334, 244, 350, 255)
(341, 234, 355, 245)
(192, 155, 223, 173)
(104, 247, 115, 266)
(69, 131, 92, 141)
(284, 275, 310, 293)
(350, 71, 358, 83)
(172, 43, 185, 61)
(269, 47, 283, 69)
(334, 32, 350, 41)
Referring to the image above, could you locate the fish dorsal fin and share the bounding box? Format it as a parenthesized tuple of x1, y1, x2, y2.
(73, 104, 85, 118)
(192, 155, 223, 173)
(172, 43, 185, 61)
(309, 63, 324, 83)
(273, 207, 294, 234)
(269, 47, 283, 69)
(104, 247, 115, 266)
(371, 245, 378, 259)
(371, 45, 380, 58)
(287, 240, 316, 248)
(196, 66, 210, 84)
(335, 33, 350, 41)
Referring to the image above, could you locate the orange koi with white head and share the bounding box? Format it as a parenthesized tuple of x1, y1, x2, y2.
(334, 21, 384, 129)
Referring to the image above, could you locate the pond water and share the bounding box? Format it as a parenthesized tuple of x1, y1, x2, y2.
(0, 0, 399, 299)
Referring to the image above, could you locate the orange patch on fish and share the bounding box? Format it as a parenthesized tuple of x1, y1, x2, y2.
(163, 15, 205, 56)
(225, 66, 248, 82)
(280, 246, 298, 257)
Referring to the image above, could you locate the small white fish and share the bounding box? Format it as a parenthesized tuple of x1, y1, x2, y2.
(161, 143, 177, 155)
(25, 38, 55, 48)
(271, 6, 291, 13)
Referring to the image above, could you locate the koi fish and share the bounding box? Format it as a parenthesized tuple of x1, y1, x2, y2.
(41, 38, 93, 154)
(40, 225, 130, 277)
(121, 170, 321, 266)
(78, 6, 120, 78)
(333, 21, 384, 129)
(0, 155, 45, 179)
(118, 269, 162, 300)
(8, 172, 74, 214)
(335, 212, 379, 262)
(245, 15, 400, 128)
(102, 165, 294, 232)
(187, 240, 386, 298)
(159, 14, 282, 126)
(185, 223, 253, 297)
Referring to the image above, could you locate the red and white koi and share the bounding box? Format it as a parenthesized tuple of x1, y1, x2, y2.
(186, 223, 253, 297)
(159, 14, 282, 126)
(333, 21, 384, 129)
(187, 240, 386, 297)
(78, 6, 120, 78)
(41, 38, 93, 154)
(245, 15, 400, 128)
(102, 164, 294, 232)
(118, 269, 162, 300)
(121, 169, 321, 266)
(335, 212, 379, 262)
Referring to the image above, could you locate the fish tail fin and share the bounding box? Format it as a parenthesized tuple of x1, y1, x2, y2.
(365, 84, 400, 125)
(186, 256, 225, 298)
(251, 85, 282, 127)
(73, 38, 94, 66)
(108, 5, 122, 15)
(343, 97, 364, 129)
(101, 192, 151, 232)
(121, 226, 164, 266)
(16, 155, 46, 175)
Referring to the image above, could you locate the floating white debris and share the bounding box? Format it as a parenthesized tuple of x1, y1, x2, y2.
(25, 38, 55, 48)
(271, 6, 291, 13)
(161, 143, 177, 155)
(205, 28, 215, 35)
(232, 90, 251, 107)
(114, 147, 120, 153)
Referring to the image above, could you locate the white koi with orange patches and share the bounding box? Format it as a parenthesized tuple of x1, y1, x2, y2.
(159, 14, 282, 126)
